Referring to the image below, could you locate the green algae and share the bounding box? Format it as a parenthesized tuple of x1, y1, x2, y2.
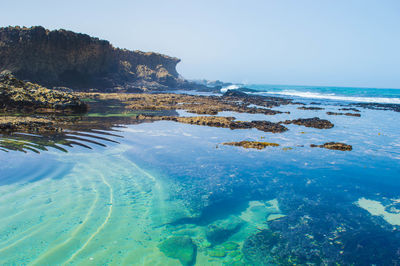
(158, 236, 197, 265)
(221, 241, 239, 251)
(207, 248, 226, 258)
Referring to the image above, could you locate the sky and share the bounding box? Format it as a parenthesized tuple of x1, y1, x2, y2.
(1, 0, 400, 88)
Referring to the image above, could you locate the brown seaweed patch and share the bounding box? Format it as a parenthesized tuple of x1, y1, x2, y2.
(223, 141, 280, 150)
(310, 142, 352, 151)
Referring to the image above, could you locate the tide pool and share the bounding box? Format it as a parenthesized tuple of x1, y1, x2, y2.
(1, 98, 400, 265)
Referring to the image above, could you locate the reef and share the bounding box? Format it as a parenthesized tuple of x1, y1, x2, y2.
(326, 111, 361, 117)
(242, 229, 281, 265)
(297, 106, 324, 110)
(310, 142, 352, 151)
(0, 74, 87, 113)
(339, 107, 360, 112)
(223, 141, 280, 149)
(137, 115, 288, 133)
(352, 102, 400, 113)
(283, 117, 334, 129)
(158, 236, 197, 265)
(206, 216, 244, 245)
(0, 26, 192, 91)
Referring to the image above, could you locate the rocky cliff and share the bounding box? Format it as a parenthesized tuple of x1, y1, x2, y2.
(0, 26, 184, 90)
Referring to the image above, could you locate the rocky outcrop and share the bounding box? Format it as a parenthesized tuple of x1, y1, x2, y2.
(136, 115, 288, 133)
(297, 106, 324, 110)
(311, 142, 352, 151)
(326, 112, 361, 117)
(0, 26, 183, 90)
(0, 74, 87, 113)
(283, 117, 334, 129)
(222, 141, 279, 149)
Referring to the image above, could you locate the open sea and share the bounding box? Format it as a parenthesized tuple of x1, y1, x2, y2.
(1, 84, 400, 265)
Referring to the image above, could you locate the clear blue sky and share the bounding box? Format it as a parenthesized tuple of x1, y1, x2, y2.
(1, 0, 400, 88)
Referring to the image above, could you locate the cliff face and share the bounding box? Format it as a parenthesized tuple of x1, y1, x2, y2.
(0, 26, 182, 90)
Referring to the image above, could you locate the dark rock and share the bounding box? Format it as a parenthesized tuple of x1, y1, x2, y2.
(242, 229, 281, 265)
(297, 106, 324, 110)
(310, 142, 352, 151)
(351, 102, 400, 112)
(0, 74, 87, 113)
(339, 107, 360, 112)
(283, 117, 334, 129)
(250, 121, 288, 133)
(223, 89, 249, 98)
(326, 112, 361, 117)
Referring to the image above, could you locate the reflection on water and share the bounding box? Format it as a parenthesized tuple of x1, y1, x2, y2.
(0, 130, 121, 153)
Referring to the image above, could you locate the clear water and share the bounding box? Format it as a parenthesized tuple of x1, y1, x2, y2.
(1, 97, 400, 264)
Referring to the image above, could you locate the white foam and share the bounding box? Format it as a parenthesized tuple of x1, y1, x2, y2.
(258, 90, 400, 104)
(220, 84, 240, 93)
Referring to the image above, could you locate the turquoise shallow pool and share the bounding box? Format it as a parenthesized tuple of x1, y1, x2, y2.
(1, 99, 400, 265)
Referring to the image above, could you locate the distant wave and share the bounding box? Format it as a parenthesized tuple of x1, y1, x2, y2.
(220, 84, 240, 93)
(259, 90, 400, 104)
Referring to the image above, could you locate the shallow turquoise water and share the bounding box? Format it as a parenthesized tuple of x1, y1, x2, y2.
(1, 100, 400, 265)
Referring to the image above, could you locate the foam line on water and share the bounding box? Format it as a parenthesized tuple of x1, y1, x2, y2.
(259, 90, 400, 104)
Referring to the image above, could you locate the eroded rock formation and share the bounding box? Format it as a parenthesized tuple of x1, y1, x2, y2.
(0, 26, 184, 90)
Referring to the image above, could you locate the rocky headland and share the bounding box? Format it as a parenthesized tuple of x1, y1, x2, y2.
(0, 26, 199, 91)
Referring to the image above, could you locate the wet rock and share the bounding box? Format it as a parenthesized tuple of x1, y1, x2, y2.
(339, 107, 360, 112)
(250, 121, 288, 133)
(297, 106, 324, 110)
(158, 236, 197, 266)
(0, 74, 87, 113)
(223, 89, 249, 98)
(0, 116, 60, 133)
(326, 112, 361, 117)
(223, 141, 279, 150)
(310, 142, 352, 151)
(352, 102, 400, 112)
(138, 115, 288, 133)
(206, 216, 244, 245)
(283, 117, 334, 129)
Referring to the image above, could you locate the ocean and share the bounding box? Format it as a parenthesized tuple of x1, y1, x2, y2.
(222, 83, 400, 104)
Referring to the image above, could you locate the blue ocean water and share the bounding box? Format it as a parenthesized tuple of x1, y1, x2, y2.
(224, 84, 400, 104)
(0, 91, 400, 264)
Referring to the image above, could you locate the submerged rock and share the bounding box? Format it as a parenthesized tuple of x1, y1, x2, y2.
(158, 236, 197, 266)
(297, 106, 324, 110)
(222, 141, 279, 150)
(339, 107, 360, 112)
(310, 142, 352, 151)
(326, 111, 361, 117)
(208, 247, 227, 258)
(283, 117, 334, 129)
(206, 216, 244, 245)
(242, 229, 281, 265)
